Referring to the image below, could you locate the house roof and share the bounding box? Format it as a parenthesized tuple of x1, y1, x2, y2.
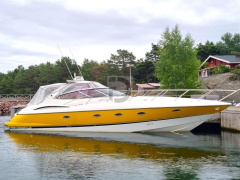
(213, 55, 240, 63)
(200, 55, 240, 68)
(136, 84, 155, 89)
(148, 83, 161, 87)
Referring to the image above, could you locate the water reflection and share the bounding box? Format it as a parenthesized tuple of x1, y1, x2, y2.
(7, 132, 223, 159)
(5, 132, 225, 180)
(222, 131, 240, 149)
(1, 115, 240, 179)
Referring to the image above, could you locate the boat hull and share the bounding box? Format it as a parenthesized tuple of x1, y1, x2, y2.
(6, 113, 215, 133)
(5, 100, 229, 133)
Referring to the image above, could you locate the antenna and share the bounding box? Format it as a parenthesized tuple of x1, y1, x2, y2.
(69, 48, 84, 78)
(57, 44, 74, 80)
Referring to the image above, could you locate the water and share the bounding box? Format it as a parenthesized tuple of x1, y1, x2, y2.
(1, 116, 240, 180)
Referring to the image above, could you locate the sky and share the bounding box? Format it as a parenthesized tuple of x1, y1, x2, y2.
(0, 0, 240, 74)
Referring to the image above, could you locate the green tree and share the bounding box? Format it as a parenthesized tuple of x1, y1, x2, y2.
(108, 49, 136, 76)
(37, 62, 55, 85)
(25, 65, 40, 93)
(81, 59, 99, 81)
(134, 59, 156, 83)
(0, 73, 6, 93)
(0, 75, 15, 93)
(216, 33, 240, 55)
(54, 57, 79, 82)
(14, 65, 27, 93)
(145, 43, 161, 62)
(155, 25, 201, 89)
(196, 41, 221, 61)
(91, 64, 109, 85)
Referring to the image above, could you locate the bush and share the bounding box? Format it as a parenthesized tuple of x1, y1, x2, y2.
(212, 64, 230, 74)
(229, 65, 240, 81)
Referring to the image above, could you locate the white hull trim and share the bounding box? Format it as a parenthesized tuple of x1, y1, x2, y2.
(7, 114, 215, 133)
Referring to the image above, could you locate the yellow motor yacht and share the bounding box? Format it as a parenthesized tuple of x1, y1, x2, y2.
(4, 77, 235, 132)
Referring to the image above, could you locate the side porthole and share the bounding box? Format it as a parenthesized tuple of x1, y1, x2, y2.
(138, 112, 146, 115)
(93, 114, 101, 118)
(63, 116, 70, 119)
(173, 109, 181, 112)
(215, 107, 220, 110)
(115, 113, 122, 117)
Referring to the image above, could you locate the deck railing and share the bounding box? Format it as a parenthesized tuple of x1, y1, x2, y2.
(2, 89, 239, 104)
(120, 89, 240, 104)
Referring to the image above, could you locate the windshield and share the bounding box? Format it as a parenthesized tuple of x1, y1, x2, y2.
(56, 82, 124, 100)
(28, 81, 125, 104)
(91, 82, 107, 88)
(58, 88, 125, 99)
(59, 83, 91, 95)
(28, 83, 65, 106)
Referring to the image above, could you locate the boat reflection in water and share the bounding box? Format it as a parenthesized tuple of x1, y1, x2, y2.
(6, 131, 229, 179)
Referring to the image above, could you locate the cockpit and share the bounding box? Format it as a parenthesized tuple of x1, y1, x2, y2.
(56, 81, 124, 99)
(28, 81, 125, 106)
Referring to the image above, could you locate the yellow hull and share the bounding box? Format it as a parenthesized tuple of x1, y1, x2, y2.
(5, 105, 228, 128)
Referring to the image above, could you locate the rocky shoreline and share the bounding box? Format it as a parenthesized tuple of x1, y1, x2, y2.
(0, 101, 28, 115)
(200, 72, 240, 103)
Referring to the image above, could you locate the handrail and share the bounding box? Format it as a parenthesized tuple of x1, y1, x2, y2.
(176, 90, 189, 101)
(151, 90, 168, 101)
(197, 90, 213, 101)
(220, 89, 240, 101)
(119, 89, 240, 103)
(54, 88, 240, 105)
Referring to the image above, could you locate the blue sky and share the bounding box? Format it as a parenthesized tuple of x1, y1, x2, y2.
(0, 0, 240, 73)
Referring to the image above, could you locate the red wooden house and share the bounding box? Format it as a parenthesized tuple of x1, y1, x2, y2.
(199, 55, 240, 77)
(136, 83, 161, 92)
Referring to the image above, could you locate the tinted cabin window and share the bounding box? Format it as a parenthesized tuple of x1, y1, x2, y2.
(59, 91, 87, 99)
(91, 82, 107, 88)
(59, 89, 106, 99)
(97, 89, 125, 96)
(60, 83, 91, 95)
(81, 89, 106, 97)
